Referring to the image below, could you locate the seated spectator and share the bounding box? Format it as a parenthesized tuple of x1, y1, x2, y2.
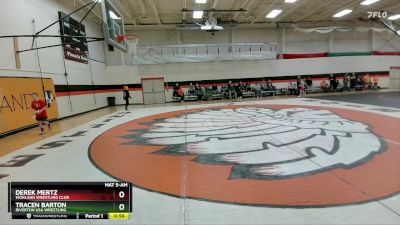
(266, 79, 276, 94)
(305, 77, 313, 88)
(320, 79, 329, 92)
(245, 82, 252, 91)
(254, 82, 262, 98)
(188, 82, 195, 95)
(195, 83, 204, 101)
(212, 83, 218, 92)
(227, 80, 236, 100)
(239, 81, 246, 92)
(261, 79, 268, 91)
(356, 76, 362, 86)
(173, 83, 180, 97)
(288, 82, 296, 95)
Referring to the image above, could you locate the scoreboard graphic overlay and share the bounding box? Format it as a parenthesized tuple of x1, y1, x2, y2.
(8, 182, 131, 220)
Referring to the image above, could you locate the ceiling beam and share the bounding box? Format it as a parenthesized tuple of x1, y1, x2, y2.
(137, 0, 147, 16)
(312, 0, 359, 22)
(114, 0, 137, 25)
(182, 0, 187, 22)
(251, 0, 280, 24)
(148, 0, 162, 25)
(294, 0, 334, 22)
(233, 0, 251, 20)
(276, 0, 310, 22)
(76, 0, 102, 22)
(208, 0, 220, 17)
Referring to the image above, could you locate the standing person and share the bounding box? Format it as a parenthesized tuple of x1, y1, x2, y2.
(31, 93, 51, 135)
(254, 82, 262, 98)
(343, 74, 349, 92)
(288, 82, 296, 95)
(329, 75, 336, 92)
(373, 76, 380, 89)
(305, 77, 313, 88)
(123, 86, 131, 110)
(235, 83, 243, 101)
(363, 74, 370, 91)
(296, 76, 302, 95)
(320, 79, 329, 92)
(298, 78, 306, 97)
(350, 74, 356, 91)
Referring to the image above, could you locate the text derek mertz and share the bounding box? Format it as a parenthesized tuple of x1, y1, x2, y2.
(14, 190, 69, 200)
(14, 202, 67, 213)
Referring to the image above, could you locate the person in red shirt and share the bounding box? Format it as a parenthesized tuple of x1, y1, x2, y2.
(31, 93, 51, 135)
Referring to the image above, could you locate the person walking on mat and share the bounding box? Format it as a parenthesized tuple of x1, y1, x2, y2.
(123, 86, 131, 110)
(31, 93, 51, 135)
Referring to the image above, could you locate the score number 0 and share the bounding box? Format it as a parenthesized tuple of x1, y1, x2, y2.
(118, 191, 126, 211)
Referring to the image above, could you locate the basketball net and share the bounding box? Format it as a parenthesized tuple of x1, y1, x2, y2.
(117, 35, 139, 53)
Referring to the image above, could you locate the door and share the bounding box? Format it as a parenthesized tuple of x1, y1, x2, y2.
(142, 78, 166, 105)
(389, 67, 400, 89)
(152, 79, 165, 104)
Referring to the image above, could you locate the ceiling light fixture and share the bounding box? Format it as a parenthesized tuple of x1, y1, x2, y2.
(266, 9, 282, 18)
(333, 9, 352, 18)
(195, 0, 207, 3)
(193, 11, 204, 19)
(284, 0, 297, 3)
(109, 11, 121, 20)
(360, 0, 380, 6)
(388, 14, 400, 20)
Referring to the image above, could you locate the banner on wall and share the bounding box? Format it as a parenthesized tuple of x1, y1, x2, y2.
(0, 77, 59, 135)
(58, 11, 89, 64)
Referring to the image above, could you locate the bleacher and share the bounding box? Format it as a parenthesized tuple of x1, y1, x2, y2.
(306, 87, 322, 93)
(211, 93, 223, 100)
(184, 95, 198, 101)
(261, 90, 276, 96)
(170, 78, 379, 103)
(242, 91, 255, 98)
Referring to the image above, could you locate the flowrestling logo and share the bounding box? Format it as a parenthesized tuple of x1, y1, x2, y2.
(367, 11, 388, 19)
(90, 105, 400, 207)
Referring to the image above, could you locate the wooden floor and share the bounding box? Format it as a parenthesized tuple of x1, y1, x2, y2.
(1, 89, 397, 158)
(0, 107, 120, 157)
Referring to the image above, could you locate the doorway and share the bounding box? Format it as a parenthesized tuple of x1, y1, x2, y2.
(141, 77, 166, 105)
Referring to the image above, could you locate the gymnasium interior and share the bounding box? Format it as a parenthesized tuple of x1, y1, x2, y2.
(1, 0, 400, 224)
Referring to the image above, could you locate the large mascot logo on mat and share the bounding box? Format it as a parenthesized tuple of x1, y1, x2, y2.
(125, 107, 383, 179)
(90, 105, 400, 207)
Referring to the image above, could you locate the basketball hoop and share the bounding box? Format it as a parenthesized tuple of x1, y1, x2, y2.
(117, 35, 138, 43)
(117, 35, 138, 52)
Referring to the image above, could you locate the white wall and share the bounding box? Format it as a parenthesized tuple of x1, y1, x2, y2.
(1, 0, 399, 123)
(137, 56, 399, 82)
(131, 27, 400, 54)
(0, 0, 133, 118)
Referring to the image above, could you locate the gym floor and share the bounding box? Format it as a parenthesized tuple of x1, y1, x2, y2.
(1, 90, 400, 225)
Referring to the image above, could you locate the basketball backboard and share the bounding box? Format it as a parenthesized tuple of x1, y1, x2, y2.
(101, 0, 127, 52)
